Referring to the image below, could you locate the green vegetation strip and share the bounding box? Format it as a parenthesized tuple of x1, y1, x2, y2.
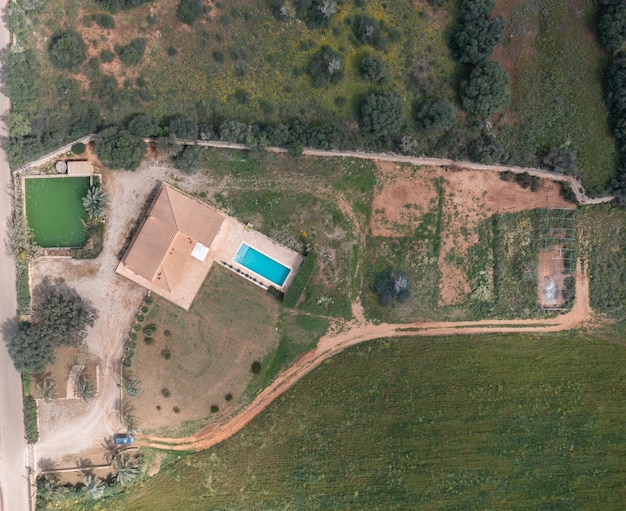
(72, 332, 626, 511)
(282, 250, 318, 308)
(24, 395, 38, 444)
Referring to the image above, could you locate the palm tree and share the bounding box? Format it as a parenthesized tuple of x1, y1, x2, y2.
(126, 378, 140, 397)
(74, 376, 96, 401)
(83, 474, 105, 500)
(82, 186, 107, 219)
(123, 412, 140, 435)
(36, 379, 57, 402)
(111, 452, 141, 488)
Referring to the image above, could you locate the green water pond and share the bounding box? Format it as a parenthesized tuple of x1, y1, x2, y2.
(25, 177, 90, 248)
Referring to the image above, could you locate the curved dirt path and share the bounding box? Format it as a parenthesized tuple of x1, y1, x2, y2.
(138, 259, 592, 452)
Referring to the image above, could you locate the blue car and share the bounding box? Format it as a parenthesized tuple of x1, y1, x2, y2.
(114, 433, 134, 445)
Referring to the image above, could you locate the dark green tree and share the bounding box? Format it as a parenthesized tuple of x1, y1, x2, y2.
(4, 51, 39, 109)
(360, 91, 406, 136)
(598, 2, 626, 53)
(96, 126, 147, 170)
(373, 267, 412, 306)
(177, 0, 203, 24)
(361, 54, 386, 82)
(352, 14, 382, 47)
(308, 46, 344, 87)
(543, 147, 577, 175)
(452, 0, 506, 64)
(460, 61, 510, 117)
(415, 97, 457, 131)
(128, 114, 161, 137)
(173, 144, 203, 173)
(47, 31, 86, 70)
(168, 116, 198, 140)
(7, 324, 54, 373)
(32, 279, 98, 348)
(117, 38, 146, 66)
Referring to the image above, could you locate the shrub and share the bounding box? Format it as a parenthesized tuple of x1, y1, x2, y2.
(251, 361, 261, 374)
(143, 323, 157, 336)
(167, 45, 178, 57)
(352, 14, 382, 47)
(162, 388, 171, 398)
(225, 393, 233, 401)
(132, 323, 141, 331)
(361, 54, 386, 82)
(94, 0, 151, 13)
(71, 142, 86, 154)
(415, 97, 457, 132)
(164, 329, 171, 337)
(141, 305, 148, 313)
(95, 126, 147, 170)
(177, 0, 203, 24)
(48, 31, 86, 70)
(173, 406, 180, 413)
(360, 91, 406, 137)
(543, 147, 577, 175)
(156, 405, 161, 410)
(136, 313, 144, 322)
(308, 46, 344, 87)
(169, 116, 198, 140)
(8, 325, 54, 375)
(145, 295, 153, 305)
(85, 13, 115, 29)
(210, 404, 219, 413)
(161, 348, 172, 360)
(144, 336, 154, 345)
(373, 267, 412, 306)
(460, 61, 510, 118)
(117, 38, 147, 66)
(99, 49, 115, 63)
(126, 339, 136, 349)
(24, 396, 38, 443)
(283, 250, 317, 308)
(173, 144, 203, 173)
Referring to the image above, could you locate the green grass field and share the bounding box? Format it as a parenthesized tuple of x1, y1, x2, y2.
(499, 0, 617, 194)
(49, 331, 626, 511)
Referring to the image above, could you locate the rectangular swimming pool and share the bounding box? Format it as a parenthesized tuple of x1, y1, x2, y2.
(234, 244, 291, 287)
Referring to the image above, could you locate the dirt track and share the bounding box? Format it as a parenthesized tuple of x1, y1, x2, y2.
(139, 258, 592, 452)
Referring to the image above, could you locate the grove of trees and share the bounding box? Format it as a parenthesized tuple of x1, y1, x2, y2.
(452, 0, 506, 64)
(7, 279, 98, 374)
(360, 91, 406, 137)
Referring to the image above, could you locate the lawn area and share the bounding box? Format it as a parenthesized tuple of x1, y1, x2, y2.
(199, 149, 377, 319)
(69, 331, 626, 510)
(24, 177, 90, 247)
(579, 204, 626, 317)
(496, 0, 617, 194)
(126, 265, 281, 436)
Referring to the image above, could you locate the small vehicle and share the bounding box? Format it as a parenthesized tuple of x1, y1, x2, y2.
(114, 433, 135, 445)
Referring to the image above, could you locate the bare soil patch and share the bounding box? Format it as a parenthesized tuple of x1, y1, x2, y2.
(537, 246, 567, 308)
(370, 163, 574, 306)
(370, 162, 439, 237)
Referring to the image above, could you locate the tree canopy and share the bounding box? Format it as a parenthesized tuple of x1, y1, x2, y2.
(452, 0, 506, 64)
(373, 267, 412, 306)
(47, 31, 86, 70)
(308, 46, 344, 87)
(415, 97, 457, 131)
(96, 126, 147, 170)
(460, 61, 510, 118)
(7, 280, 97, 374)
(360, 91, 406, 137)
(598, 2, 626, 53)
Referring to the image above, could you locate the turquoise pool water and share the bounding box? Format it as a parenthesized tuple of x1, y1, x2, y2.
(234, 244, 290, 287)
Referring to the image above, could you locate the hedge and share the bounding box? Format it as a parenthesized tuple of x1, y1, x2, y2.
(283, 250, 317, 308)
(24, 395, 38, 443)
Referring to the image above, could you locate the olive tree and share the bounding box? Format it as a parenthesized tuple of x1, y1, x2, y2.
(460, 61, 510, 118)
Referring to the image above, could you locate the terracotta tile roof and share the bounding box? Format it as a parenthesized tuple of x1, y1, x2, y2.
(121, 183, 225, 292)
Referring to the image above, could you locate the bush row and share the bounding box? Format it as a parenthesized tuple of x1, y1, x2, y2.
(283, 250, 318, 308)
(24, 395, 38, 443)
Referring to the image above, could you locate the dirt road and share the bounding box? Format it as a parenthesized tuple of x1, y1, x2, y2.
(0, 0, 32, 506)
(139, 259, 592, 452)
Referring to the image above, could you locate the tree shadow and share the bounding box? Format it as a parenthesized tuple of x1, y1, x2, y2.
(1, 315, 18, 344)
